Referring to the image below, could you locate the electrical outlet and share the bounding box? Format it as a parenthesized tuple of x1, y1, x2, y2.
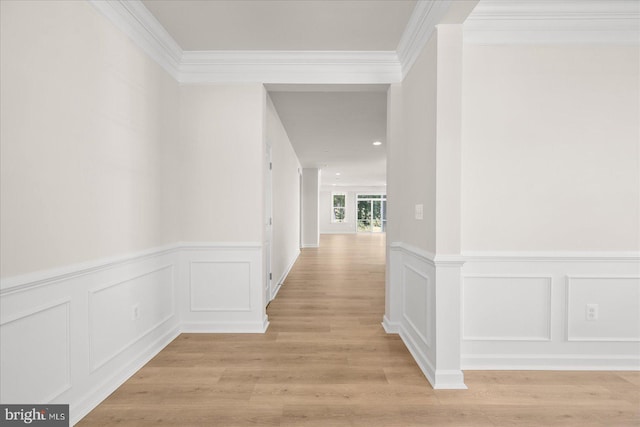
(415, 204, 424, 220)
(585, 304, 598, 321)
(132, 304, 140, 321)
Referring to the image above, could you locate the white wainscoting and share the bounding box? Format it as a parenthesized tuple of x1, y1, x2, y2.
(0, 299, 71, 404)
(462, 275, 552, 341)
(386, 242, 466, 389)
(567, 276, 640, 342)
(0, 242, 267, 425)
(179, 244, 267, 333)
(461, 253, 640, 370)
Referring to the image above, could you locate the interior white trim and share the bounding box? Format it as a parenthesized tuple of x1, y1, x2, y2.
(460, 251, 640, 262)
(88, 265, 176, 371)
(0, 298, 73, 402)
(180, 320, 269, 333)
(0, 241, 262, 295)
(566, 275, 640, 342)
(462, 275, 553, 342)
(180, 50, 402, 84)
(272, 250, 300, 301)
(396, 0, 452, 77)
(382, 315, 400, 334)
(462, 353, 640, 371)
(399, 322, 467, 389)
(71, 327, 181, 426)
(87, 0, 181, 79)
(402, 263, 432, 348)
(89, 0, 638, 84)
(389, 241, 436, 265)
(464, 0, 640, 45)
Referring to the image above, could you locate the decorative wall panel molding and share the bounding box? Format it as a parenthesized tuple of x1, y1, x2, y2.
(189, 261, 252, 312)
(462, 275, 552, 341)
(0, 242, 266, 424)
(88, 265, 175, 371)
(0, 299, 71, 403)
(461, 255, 640, 370)
(387, 242, 467, 389)
(402, 264, 432, 347)
(567, 275, 640, 342)
(89, 0, 639, 85)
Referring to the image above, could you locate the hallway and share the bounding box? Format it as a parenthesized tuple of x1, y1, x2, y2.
(79, 234, 639, 426)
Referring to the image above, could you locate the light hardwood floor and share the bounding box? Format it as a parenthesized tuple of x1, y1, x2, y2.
(79, 234, 639, 426)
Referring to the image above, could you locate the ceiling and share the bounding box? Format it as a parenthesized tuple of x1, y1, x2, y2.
(139, 0, 415, 187)
(141, 0, 416, 51)
(269, 87, 388, 188)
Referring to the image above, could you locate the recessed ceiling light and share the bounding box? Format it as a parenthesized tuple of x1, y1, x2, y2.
(336, 172, 341, 176)
(373, 141, 382, 146)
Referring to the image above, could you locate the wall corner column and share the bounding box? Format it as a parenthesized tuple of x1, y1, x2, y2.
(301, 168, 320, 248)
(433, 24, 466, 389)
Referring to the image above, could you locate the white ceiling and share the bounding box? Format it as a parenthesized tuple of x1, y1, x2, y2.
(268, 88, 387, 188)
(141, 0, 416, 51)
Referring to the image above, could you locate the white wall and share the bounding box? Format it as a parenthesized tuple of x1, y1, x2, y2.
(458, 44, 640, 370)
(461, 45, 640, 252)
(266, 94, 301, 298)
(177, 84, 268, 331)
(0, 0, 180, 278)
(385, 27, 466, 389)
(301, 168, 320, 247)
(0, 2, 271, 423)
(0, 1, 181, 422)
(178, 84, 265, 243)
(387, 35, 438, 253)
(319, 186, 386, 234)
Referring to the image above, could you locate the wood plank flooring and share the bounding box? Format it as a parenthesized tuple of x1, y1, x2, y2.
(79, 234, 639, 426)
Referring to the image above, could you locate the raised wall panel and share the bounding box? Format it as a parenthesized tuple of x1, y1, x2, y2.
(402, 264, 431, 347)
(567, 276, 640, 342)
(89, 265, 174, 370)
(0, 300, 71, 403)
(189, 261, 252, 311)
(463, 276, 552, 341)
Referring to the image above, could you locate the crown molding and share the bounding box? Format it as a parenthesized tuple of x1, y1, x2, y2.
(396, 0, 453, 78)
(464, 0, 640, 45)
(88, 0, 182, 78)
(88, 0, 402, 84)
(179, 50, 401, 84)
(89, 0, 637, 84)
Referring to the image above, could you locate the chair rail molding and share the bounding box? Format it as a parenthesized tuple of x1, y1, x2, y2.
(0, 241, 268, 424)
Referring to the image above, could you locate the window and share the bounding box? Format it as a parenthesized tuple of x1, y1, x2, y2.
(332, 193, 346, 223)
(357, 194, 387, 232)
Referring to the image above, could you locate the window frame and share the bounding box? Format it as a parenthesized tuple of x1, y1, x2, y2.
(331, 192, 347, 223)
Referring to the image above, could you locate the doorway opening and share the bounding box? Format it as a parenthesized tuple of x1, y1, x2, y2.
(356, 193, 387, 233)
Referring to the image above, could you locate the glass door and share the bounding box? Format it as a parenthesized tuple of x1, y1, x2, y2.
(357, 194, 386, 233)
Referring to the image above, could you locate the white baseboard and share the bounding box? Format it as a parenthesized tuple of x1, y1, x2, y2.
(399, 324, 467, 389)
(181, 319, 269, 333)
(398, 325, 435, 387)
(382, 315, 400, 334)
(462, 354, 640, 371)
(71, 326, 180, 425)
(0, 241, 271, 425)
(301, 243, 319, 248)
(271, 250, 300, 301)
(320, 231, 357, 235)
